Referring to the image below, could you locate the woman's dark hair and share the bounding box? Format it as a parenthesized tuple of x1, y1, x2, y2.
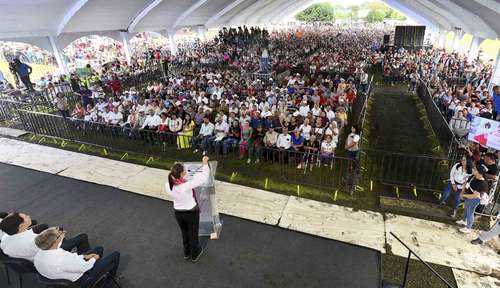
(168, 163, 185, 190)
(0, 212, 23, 235)
(475, 163, 488, 176)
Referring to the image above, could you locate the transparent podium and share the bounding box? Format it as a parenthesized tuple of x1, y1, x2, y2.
(183, 161, 222, 239)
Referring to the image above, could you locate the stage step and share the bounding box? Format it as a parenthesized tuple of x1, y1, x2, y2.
(382, 280, 403, 288)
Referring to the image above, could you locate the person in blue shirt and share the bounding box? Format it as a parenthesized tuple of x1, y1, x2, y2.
(291, 129, 305, 166)
(493, 85, 500, 120)
(14, 58, 34, 91)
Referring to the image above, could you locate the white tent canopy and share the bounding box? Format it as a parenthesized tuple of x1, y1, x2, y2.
(0, 0, 498, 61)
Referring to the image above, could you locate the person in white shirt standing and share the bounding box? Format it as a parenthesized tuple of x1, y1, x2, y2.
(34, 227, 120, 286)
(437, 157, 471, 217)
(277, 126, 292, 163)
(166, 156, 210, 262)
(0, 212, 48, 261)
(345, 125, 360, 173)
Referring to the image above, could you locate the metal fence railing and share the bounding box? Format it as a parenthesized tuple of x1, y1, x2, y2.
(16, 109, 356, 193)
(416, 81, 462, 159)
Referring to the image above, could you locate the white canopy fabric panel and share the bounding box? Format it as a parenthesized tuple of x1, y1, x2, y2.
(0, 0, 498, 49)
(62, 0, 151, 34)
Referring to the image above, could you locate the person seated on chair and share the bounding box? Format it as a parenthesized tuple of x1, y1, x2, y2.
(0, 212, 48, 261)
(0, 212, 7, 240)
(0, 213, 90, 261)
(34, 227, 121, 286)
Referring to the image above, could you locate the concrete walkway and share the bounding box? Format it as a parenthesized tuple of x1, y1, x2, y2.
(0, 135, 498, 287)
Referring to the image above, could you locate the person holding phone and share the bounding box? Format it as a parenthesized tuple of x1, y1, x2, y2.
(167, 156, 210, 262)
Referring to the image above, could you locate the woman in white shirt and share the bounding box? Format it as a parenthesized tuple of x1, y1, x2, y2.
(299, 118, 312, 141)
(437, 157, 471, 217)
(325, 121, 339, 145)
(320, 135, 336, 165)
(166, 156, 210, 263)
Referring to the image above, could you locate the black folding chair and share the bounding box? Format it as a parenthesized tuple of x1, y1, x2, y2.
(0, 250, 36, 288)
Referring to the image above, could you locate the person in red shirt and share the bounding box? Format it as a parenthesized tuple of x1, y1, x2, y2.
(107, 76, 121, 97)
(345, 88, 356, 104)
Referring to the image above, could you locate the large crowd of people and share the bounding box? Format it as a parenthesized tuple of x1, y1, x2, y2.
(381, 46, 499, 138)
(380, 45, 500, 233)
(14, 25, 377, 170)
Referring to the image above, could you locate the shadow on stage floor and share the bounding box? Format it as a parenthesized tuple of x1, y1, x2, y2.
(0, 163, 381, 288)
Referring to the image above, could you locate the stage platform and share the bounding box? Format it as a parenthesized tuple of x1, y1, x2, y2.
(0, 163, 382, 288)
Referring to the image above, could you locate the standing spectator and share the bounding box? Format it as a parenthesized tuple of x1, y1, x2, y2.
(456, 164, 489, 234)
(168, 114, 183, 145)
(14, 58, 33, 91)
(437, 157, 471, 217)
(177, 114, 195, 150)
(247, 125, 264, 164)
(239, 121, 252, 159)
(345, 125, 360, 159)
(291, 129, 305, 167)
(277, 126, 291, 163)
(55, 92, 70, 118)
(222, 119, 241, 157)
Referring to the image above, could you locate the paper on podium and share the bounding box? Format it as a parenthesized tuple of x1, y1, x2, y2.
(183, 161, 222, 239)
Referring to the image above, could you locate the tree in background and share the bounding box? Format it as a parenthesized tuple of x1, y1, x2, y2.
(365, 2, 406, 23)
(295, 3, 335, 23)
(295, 1, 406, 23)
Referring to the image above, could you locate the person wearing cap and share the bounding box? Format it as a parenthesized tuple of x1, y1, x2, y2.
(34, 227, 121, 285)
(456, 164, 489, 234)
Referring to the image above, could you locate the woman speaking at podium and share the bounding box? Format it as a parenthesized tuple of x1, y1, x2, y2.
(167, 156, 210, 263)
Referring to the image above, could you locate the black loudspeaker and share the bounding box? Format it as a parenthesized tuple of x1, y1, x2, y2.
(383, 34, 390, 45)
(394, 26, 426, 48)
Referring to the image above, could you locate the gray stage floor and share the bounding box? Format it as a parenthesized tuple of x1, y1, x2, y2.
(0, 163, 381, 288)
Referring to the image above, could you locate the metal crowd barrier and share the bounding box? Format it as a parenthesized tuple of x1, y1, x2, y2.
(16, 109, 355, 194)
(416, 81, 462, 159)
(363, 148, 451, 193)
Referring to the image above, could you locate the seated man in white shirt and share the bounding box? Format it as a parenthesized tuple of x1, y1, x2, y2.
(0, 213, 90, 261)
(0, 212, 48, 261)
(141, 109, 162, 143)
(210, 116, 229, 154)
(193, 116, 215, 155)
(34, 227, 120, 287)
(108, 107, 123, 126)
